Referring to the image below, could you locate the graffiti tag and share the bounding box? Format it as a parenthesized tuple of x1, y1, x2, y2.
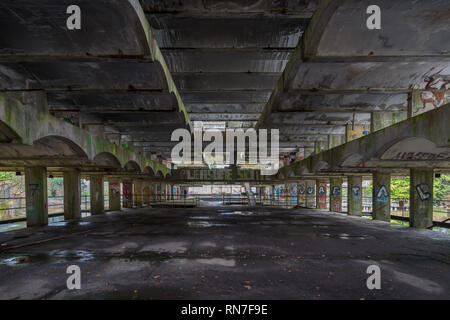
(331, 186, 341, 197)
(394, 151, 449, 161)
(351, 186, 361, 199)
(375, 184, 389, 202)
(307, 186, 314, 195)
(415, 183, 432, 201)
(318, 185, 326, 195)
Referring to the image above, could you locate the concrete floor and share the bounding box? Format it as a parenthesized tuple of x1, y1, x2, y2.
(0, 206, 449, 300)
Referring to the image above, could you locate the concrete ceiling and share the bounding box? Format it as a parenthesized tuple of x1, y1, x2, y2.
(0, 0, 190, 159)
(144, 0, 316, 129)
(258, 0, 450, 150)
(1, 0, 449, 164)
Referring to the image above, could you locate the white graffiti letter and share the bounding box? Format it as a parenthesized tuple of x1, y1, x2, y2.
(366, 265, 381, 290)
(66, 265, 81, 290)
(366, 5, 381, 30)
(66, 5, 81, 30)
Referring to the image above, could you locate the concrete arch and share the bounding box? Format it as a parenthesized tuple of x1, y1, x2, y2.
(93, 152, 122, 169)
(339, 153, 364, 167)
(124, 160, 142, 173)
(313, 160, 330, 172)
(155, 171, 164, 178)
(378, 137, 450, 161)
(144, 166, 156, 176)
(33, 135, 88, 159)
(294, 165, 311, 176)
(0, 0, 151, 57)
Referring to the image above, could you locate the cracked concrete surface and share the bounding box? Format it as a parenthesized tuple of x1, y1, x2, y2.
(0, 206, 449, 300)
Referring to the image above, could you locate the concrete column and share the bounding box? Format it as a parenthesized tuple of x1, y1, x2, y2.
(346, 124, 365, 142)
(109, 178, 121, 211)
(316, 179, 327, 209)
(245, 182, 256, 206)
(314, 140, 328, 154)
(306, 180, 315, 208)
(63, 170, 81, 220)
(90, 174, 104, 215)
(304, 148, 314, 158)
(348, 176, 363, 216)
(133, 180, 143, 207)
(372, 171, 391, 221)
(410, 168, 434, 229)
(297, 181, 306, 206)
(122, 180, 133, 208)
(329, 178, 343, 212)
(25, 167, 48, 227)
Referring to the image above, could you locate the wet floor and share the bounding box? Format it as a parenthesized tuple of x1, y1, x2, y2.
(0, 206, 449, 299)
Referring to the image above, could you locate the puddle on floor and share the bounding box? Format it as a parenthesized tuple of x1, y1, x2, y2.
(140, 241, 187, 253)
(0, 221, 26, 233)
(186, 221, 229, 228)
(0, 250, 94, 266)
(196, 258, 236, 267)
(220, 211, 254, 216)
(316, 233, 372, 240)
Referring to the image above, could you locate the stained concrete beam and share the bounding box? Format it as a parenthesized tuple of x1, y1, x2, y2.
(48, 91, 177, 112)
(189, 113, 261, 121)
(0, 60, 167, 91)
(142, 0, 318, 14)
(275, 92, 408, 112)
(186, 103, 265, 114)
(288, 60, 450, 92)
(181, 91, 272, 103)
(267, 125, 346, 135)
(314, 0, 450, 57)
(173, 73, 280, 91)
(266, 112, 371, 125)
(147, 15, 308, 48)
(0, 0, 150, 56)
(162, 49, 292, 73)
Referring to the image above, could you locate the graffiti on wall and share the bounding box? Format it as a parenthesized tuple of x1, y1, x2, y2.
(317, 183, 327, 209)
(306, 186, 314, 195)
(318, 185, 326, 195)
(351, 186, 361, 199)
(375, 184, 389, 203)
(414, 74, 450, 115)
(415, 183, 432, 201)
(331, 186, 341, 197)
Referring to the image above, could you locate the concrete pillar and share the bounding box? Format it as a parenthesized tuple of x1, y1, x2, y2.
(328, 135, 344, 149)
(329, 178, 343, 212)
(316, 179, 327, 209)
(90, 174, 104, 215)
(304, 147, 314, 158)
(109, 178, 121, 211)
(347, 176, 363, 216)
(133, 180, 143, 207)
(346, 124, 365, 142)
(25, 167, 48, 227)
(410, 168, 434, 229)
(63, 170, 81, 220)
(297, 181, 306, 206)
(371, 111, 407, 132)
(306, 180, 315, 208)
(245, 182, 256, 206)
(372, 171, 391, 221)
(314, 140, 328, 154)
(122, 180, 133, 208)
